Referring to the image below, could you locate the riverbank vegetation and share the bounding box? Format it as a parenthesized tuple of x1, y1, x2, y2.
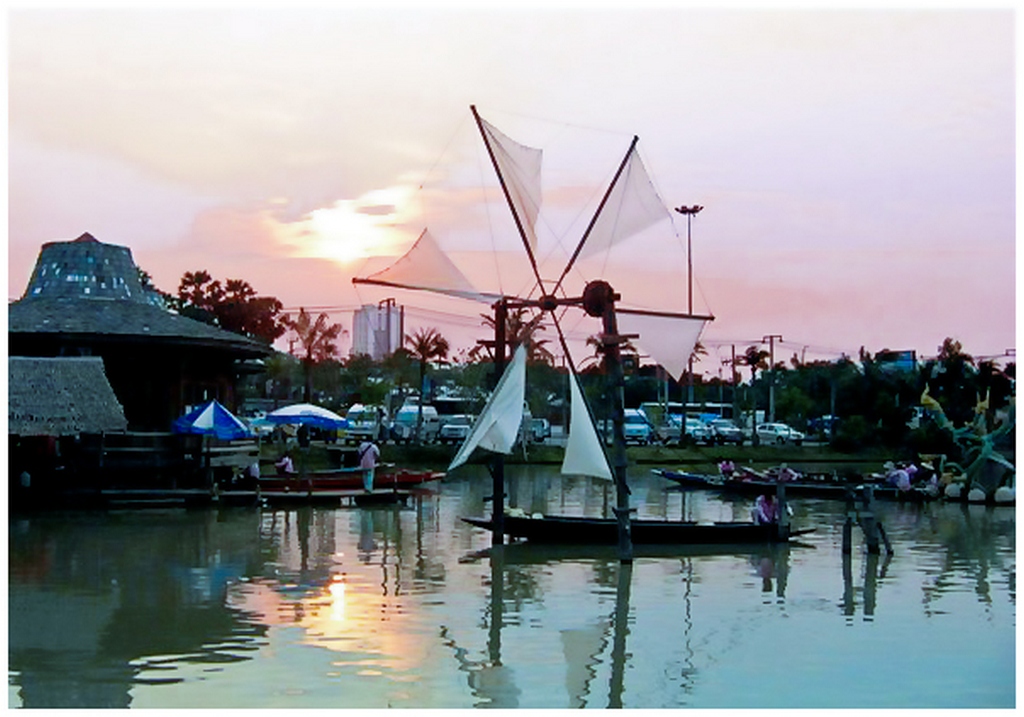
(248, 335, 1013, 464)
(149, 268, 1012, 468)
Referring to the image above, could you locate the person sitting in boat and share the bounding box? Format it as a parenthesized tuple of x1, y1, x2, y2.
(904, 461, 919, 484)
(885, 462, 912, 492)
(275, 451, 295, 477)
(752, 493, 778, 524)
(358, 439, 381, 492)
(719, 460, 736, 479)
(777, 463, 799, 482)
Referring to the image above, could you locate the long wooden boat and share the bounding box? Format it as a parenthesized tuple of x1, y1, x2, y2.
(461, 540, 809, 564)
(652, 468, 938, 503)
(461, 513, 813, 545)
(257, 466, 444, 493)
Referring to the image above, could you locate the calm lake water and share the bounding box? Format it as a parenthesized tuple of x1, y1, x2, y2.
(8, 464, 1015, 708)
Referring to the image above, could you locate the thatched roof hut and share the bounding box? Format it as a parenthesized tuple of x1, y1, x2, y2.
(9, 233, 272, 430)
(8, 356, 128, 436)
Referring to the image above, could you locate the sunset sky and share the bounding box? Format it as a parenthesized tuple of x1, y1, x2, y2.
(7, 7, 1016, 375)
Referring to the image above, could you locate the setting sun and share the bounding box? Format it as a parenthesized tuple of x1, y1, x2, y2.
(277, 185, 419, 264)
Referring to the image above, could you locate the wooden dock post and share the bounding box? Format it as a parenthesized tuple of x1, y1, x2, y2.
(842, 487, 855, 555)
(859, 485, 881, 555)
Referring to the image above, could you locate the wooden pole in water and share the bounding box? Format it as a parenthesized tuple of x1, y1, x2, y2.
(859, 485, 881, 555)
(608, 561, 633, 707)
(842, 487, 855, 555)
(590, 281, 634, 563)
(488, 544, 505, 665)
(490, 299, 507, 546)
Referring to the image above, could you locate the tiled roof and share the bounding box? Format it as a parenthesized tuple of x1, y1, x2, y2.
(23, 233, 153, 302)
(12, 233, 272, 356)
(9, 297, 271, 356)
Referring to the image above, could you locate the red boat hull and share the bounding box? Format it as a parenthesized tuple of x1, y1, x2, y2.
(258, 468, 444, 493)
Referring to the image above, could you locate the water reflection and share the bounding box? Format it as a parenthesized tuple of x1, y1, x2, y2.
(451, 544, 636, 709)
(751, 547, 790, 598)
(8, 468, 1016, 709)
(457, 541, 797, 708)
(9, 509, 267, 708)
(841, 552, 893, 621)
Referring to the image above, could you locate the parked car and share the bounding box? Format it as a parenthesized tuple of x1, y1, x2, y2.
(438, 414, 473, 444)
(530, 418, 552, 443)
(707, 418, 744, 445)
(623, 409, 654, 445)
(755, 422, 805, 445)
(683, 417, 714, 445)
(390, 405, 441, 443)
(655, 413, 683, 443)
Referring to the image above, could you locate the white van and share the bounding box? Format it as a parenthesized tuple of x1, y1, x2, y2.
(623, 408, 654, 445)
(391, 405, 440, 443)
(344, 404, 386, 445)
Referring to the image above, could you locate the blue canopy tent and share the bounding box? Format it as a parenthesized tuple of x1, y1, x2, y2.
(172, 399, 252, 441)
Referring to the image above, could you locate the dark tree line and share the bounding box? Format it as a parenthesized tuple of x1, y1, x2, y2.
(144, 267, 1013, 454)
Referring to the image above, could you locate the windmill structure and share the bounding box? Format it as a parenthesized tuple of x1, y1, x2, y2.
(355, 105, 713, 562)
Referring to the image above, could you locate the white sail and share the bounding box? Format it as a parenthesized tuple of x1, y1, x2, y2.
(561, 370, 613, 481)
(577, 146, 667, 261)
(354, 228, 499, 303)
(478, 117, 543, 256)
(618, 310, 708, 383)
(448, 344, 528, 471)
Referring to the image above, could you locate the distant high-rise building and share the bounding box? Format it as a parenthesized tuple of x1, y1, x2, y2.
(351, 301, 403, 360)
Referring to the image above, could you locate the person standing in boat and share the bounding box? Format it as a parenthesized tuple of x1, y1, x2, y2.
(752, 493, 778, 524)
(358, 438, 381, 492)
(275, 451, 295, 477)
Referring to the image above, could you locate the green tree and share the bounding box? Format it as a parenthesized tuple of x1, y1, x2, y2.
(742, 346, 770, 383)
(382, 348, 419, 415)
(282, 308, 344, 402)
(921, 338, 978, 427)
(470, 306, 556, 365)
(340, 354, 389, 408)
(406, 327, 450, 441)
(172, 270, 286, 345)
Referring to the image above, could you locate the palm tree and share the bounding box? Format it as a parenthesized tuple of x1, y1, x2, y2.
(690, 340, 708, 364)
(742, 345, 770, 445)
(406, 327, 450, 441)
(469, 307, 555, 365)
(743, 345, 770, 383)
(282, 308, 344, 402)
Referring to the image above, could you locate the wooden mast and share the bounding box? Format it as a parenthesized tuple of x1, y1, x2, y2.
(584, 280, 634, 563)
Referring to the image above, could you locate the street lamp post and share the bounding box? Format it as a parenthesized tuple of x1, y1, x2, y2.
(675, 205, 703, 406)
(674, 205, 704, 314)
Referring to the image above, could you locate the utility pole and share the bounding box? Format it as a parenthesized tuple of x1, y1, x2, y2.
(378, 297, 396, 357)
(730, 344, 738, 424)
(674, 204, 703, 407)
(763, 334, 783, 422)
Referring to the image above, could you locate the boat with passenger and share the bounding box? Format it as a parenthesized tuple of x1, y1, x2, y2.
(652, 464, 939, 503)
